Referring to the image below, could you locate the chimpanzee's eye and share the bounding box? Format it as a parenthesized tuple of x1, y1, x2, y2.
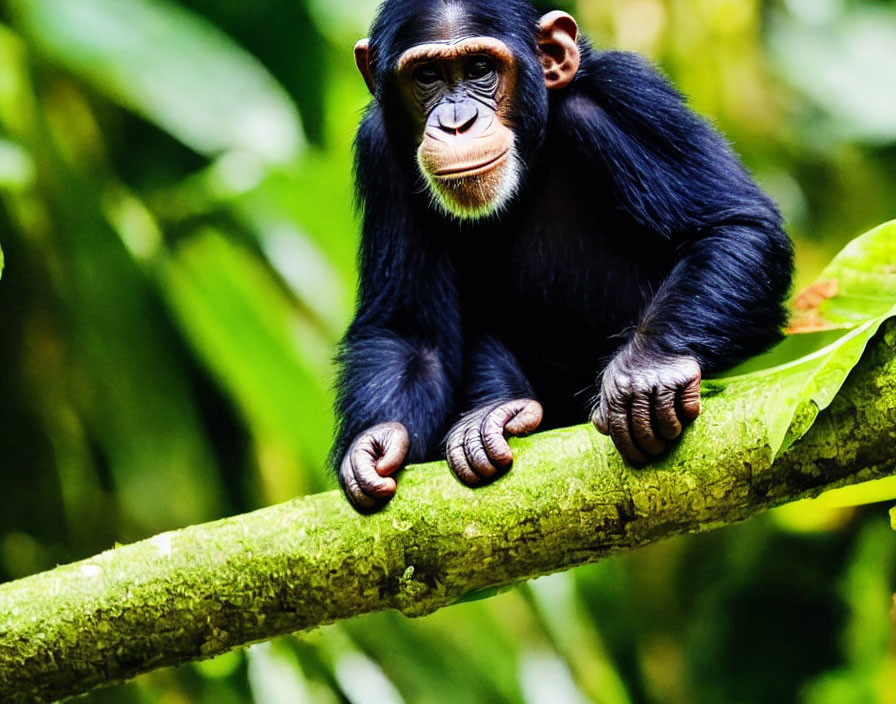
(466, 56, 496, 80)
(414, 64, 441, 87)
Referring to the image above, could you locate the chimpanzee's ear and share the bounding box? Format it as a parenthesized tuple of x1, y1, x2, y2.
(538, 11, 580, 91)
(354, 38, 376, 96)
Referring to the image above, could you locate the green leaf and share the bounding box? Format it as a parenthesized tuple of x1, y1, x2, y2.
(54, 212, 227, 533)
(812, 476, 896, 508)
(10, 0, 303, 162)
(160, 229, 335, 497)
(0, 139, 35, 190)
(342, 607, 529, 704)
(813, 221, 896, 322)
(307, 0, 380, 40)
(710, 220, 896, 457)
(770, 5, 896, 144)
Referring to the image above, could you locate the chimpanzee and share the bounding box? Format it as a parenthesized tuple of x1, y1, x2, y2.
(332, 0, 793, 512)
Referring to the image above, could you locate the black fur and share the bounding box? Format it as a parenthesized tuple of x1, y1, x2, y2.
(333, 0, 793, 466)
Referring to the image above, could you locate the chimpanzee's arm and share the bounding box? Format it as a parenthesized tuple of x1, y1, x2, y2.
(333, 110, 461, 510)
(462, 336, 534, 408)
(563, 50, 793, 461)
(444, 336, 542, 486)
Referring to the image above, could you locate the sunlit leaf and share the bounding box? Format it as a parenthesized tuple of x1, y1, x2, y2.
(0, 23, 39, 139)
(527, 574, 633, 704)
(815, 476, 896, 508)
(194, 651, 243, 681)
(770, 4, 896, 144)
(181, 0, 330, 146)
(306, 0, 380, 41)
(191, 61, 365, 301)
(59, 218, 228, 533)
(230, 155, 358, 331)
(710, 220, 896, 457)
(247, 642, 318, 704)
(342, 604, 528, 704)
(0, 139, 35, 190)
(10, 0, 304, 162)
(1, 71, 228, 536)
(160, 229, 334, 498)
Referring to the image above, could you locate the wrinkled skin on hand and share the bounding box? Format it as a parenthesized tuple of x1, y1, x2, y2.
(446, 399, 543, 486)
(592, 347, 701, 464)
(338, 422, 409, 513)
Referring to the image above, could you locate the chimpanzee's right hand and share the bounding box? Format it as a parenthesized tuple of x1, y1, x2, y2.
(339, 422, 409, 513)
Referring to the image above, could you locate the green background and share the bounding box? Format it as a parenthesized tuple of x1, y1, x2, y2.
(1, 0, 895, 702)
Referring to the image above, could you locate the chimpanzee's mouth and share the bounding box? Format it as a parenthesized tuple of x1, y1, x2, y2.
(433, 149, 510, 179)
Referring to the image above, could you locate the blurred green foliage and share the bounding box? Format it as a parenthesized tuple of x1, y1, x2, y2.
(0, 0, 894, 702)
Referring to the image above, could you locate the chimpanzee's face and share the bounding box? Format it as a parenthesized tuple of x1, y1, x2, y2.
(398, 36, 520, 219)
(354, 7, 581, 220)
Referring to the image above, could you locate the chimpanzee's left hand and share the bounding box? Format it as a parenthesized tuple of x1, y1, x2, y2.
(446, 399, 543, 486)
(592, 347, 701, 464)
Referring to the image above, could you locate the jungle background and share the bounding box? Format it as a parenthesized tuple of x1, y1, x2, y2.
(1, 0, 895, 702)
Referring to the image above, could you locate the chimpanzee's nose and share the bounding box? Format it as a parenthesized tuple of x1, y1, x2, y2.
(436, 102, 479, 135)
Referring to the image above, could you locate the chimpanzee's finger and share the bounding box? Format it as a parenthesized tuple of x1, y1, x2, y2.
(458, 425, 498, 480)
(653, 385, 682, 440)
(609, 398, 648, 465)
(630, 390, 665, 457)
(371, 422, 410, 477)
(349, 448, 397, 499)
(446, 426, 480, 486)
(479, 411, 514, 469)
(592, 398, 610, 435)
(480, 398, 542, 467)
(677, 375, 702, 424)
(339, 456, 379, 512)
(501, 399, 544, 436)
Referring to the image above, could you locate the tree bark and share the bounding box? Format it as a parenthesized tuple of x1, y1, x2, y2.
(2, 324, 896, 703)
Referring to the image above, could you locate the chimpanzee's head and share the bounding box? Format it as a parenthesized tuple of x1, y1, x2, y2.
(355, 0, 580, 219)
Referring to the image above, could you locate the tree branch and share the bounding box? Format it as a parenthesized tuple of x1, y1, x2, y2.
(3, 324, 896, 703)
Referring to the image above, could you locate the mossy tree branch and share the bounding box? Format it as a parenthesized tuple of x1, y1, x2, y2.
(3, 324, 896, 703)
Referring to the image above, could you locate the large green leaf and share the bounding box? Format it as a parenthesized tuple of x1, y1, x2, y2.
(770, 4, 896, 144)
(0, 27, 227, 537)
(710, 220, 896, 458)
(160, 229, 335, 498)
(10, 0, 303, 162)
